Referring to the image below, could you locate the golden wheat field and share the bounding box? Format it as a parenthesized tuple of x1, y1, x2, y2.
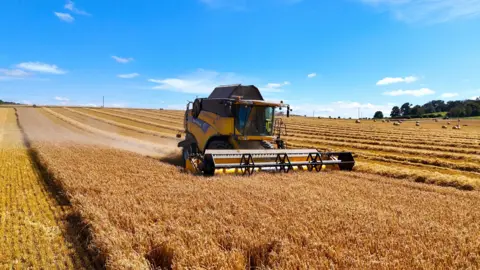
(1, 106, 480, 269)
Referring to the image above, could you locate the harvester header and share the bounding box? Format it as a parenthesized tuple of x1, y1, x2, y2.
(177, 84, 355, 175)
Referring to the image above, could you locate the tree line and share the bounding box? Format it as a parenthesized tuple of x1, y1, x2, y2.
(0, 100, 20, 105)
(373, 97, 480, 119)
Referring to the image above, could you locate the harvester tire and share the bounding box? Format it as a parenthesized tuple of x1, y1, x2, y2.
(203, 140, 233, 176)
(181, 146, 189, 168)
(338, 153, 355, 171)
(207, 140, 233, 150)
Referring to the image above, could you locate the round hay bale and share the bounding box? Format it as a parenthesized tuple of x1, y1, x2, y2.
(416, 123, 420, 126)
(434, 119, 438, 122)
(393, 122, 400, 126)
(355, 120, 361, 123)
(373, 119, 376, 122)
(442, 125, 447, 129)
(453, 125, 461, 130)
(381, 120, 385, 123)
(447, 122, 451, 125)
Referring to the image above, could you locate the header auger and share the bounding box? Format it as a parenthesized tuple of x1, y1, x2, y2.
(177, 84, 355, 175)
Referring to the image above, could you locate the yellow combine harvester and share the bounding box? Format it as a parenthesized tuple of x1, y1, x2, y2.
(177, 84, 355, 175)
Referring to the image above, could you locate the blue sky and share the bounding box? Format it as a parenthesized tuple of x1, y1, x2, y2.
(1, 0, 480, 117)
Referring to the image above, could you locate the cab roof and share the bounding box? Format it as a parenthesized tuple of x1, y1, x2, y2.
(208, 84, 264, 101)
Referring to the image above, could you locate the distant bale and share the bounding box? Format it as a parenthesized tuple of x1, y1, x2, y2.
(442, 125, 447, 129)
(447, 122, 451, 125)
(453, 125, 461, 130)
(416, 123, 420, 126)
(382, 120, 385, 123)
(386, 120, 390, 123)
(416, 121, 420, 124)
(393, 122, 400, 126)
(434, 119, 438, 122)
(463, 124, 468, 127)
(373, 119, 376, 122)
(356, 120, 361, 123)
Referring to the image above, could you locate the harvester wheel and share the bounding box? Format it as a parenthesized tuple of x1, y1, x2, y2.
(207, 140, 233, 150)
(338, 153, 355, 171)
(181, 146, 190, 168)
(181, 143, 198, 169)
(203, 140, 233, 176)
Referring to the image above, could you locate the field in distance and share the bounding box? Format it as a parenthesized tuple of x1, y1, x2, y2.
(1, 106, 479, 269)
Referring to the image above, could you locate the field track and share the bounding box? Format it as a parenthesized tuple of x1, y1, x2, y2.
(0, 108, 94, 269)
(3, 106, 480, 268)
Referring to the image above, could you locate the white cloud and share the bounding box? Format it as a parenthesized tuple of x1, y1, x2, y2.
(148, 69, 246, 94)
(64, 0, 91, 16)
(0, 69, 31, 80)
(470, 96, 479, 100)
(54, 96, 70, 102)
(259, 81, 291, 93)
(111, 56, 134, 63)
(383, 88, 435, 97)
(22, 100, 32, 105)
(307, 73, 317, 78)
(54, 12, 74, 23)
(16, 62, 66, 74)
(117, 73, 140, 79)
(440, 92, 459, 98)
(359, 0, 480, 23)
(290, 101, 391, 118)
(376, 76, 418, 86)
(0, 69, 30, 77)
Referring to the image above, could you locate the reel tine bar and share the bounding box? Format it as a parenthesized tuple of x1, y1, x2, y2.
(275, 153, 293, 173)
(239, 154, 255, 176)
(204, 149, 355, 175)
(307, 152, 323, 172)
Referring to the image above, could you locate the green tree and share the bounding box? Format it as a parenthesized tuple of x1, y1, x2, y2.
(390, 106, 401, 117)
(465, 102, 480, 116)
(423, 103, 435, 113)
(410, 105, 425, 116)
(400, 102, 411, 116)
(373, 111, 384, 119)
(448, 105, 466, 117)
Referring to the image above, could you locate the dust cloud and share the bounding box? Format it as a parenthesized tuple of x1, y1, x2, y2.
(16, 108, 179, 158)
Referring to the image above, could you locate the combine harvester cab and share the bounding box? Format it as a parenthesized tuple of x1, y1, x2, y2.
(177, 84, 355, 175)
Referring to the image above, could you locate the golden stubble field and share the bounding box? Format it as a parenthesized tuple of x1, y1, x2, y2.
(1, 106, 480, 269)
(0, 108, 94, 269)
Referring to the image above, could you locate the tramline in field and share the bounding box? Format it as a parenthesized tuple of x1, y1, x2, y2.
(177, 84, 355, 175)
